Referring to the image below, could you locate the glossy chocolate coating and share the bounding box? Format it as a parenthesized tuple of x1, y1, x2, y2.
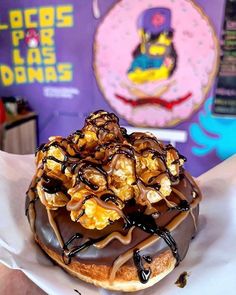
(27, 173, 199, 267)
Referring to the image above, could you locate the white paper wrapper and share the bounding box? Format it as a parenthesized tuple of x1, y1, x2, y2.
(0, 150, 236, 295)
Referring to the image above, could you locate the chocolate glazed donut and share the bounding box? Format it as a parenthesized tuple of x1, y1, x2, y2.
(25, 110, 202, 292)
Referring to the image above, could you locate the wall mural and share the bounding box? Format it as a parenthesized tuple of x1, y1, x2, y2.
(190, 97, 236, 160)
(94, 0, 219, 127)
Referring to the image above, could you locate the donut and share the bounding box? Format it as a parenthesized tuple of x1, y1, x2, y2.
(25, 110, 202, 292)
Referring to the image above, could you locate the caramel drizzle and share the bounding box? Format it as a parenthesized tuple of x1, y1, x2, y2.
(172, 187, 197, 231)
(25, 174, 41, 231)
(94, 226, 135, 249)
(26, 187, 37, 232)
(190, 210, 198, 232)
(184, 171, 202, 201)
(46, 208, 64, 248)
(184, 171, 203, 231)
(109, 195, 200, 281)
(136, 178, 177, 212)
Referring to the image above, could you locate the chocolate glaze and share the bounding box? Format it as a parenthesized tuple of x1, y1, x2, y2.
(28, 174, 199, 269)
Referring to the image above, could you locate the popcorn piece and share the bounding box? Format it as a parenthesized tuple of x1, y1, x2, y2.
(45, 146, 64, 171)
(146, 190, 162, 204)
(107, 155, 135, 201)
(37, 180, 68, 210)
(159, 175, 172, 197)
(81, 130, 98, 149)
(85, 110, 119, 126)
(36, 136, 78, 166)
(68, 130, 98, 154)
(72, 163, 107, 192)
(84, 168, 107, 192)
(166, 147, 180, 176)
(138, 151, 165, 173)
(130, 132, 164, 153)
(79, 198, 120, 230)
(86, 110, 112, 123)
(35, 138, 78, 190)
(68, 187, 121, 230)
(84, 110, 124, 144)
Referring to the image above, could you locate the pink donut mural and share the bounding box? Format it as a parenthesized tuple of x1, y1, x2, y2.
(94, 0, 219, 127)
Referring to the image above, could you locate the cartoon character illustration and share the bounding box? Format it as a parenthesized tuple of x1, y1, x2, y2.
(190, 97, 236, 160)
(94, 0, 219, 128)
(127, 8, 177, 84)
(25, 29, 40, 48)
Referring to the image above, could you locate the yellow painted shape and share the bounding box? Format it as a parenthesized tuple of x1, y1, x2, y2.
(128, 65, 170, 84)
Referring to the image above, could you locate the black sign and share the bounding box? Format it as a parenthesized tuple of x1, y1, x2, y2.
(213, 0, 236, 116)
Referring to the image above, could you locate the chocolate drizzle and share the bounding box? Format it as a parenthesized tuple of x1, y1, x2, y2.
(75, 161, 107, 190)
(41, 173, 64, 194)
(124, 203, 180, 265)
(62, 233, 104, 265)
(100, 193, 124, 207)
(35, 142, 46, 154)
(107, 144, 135, 162)
(133, 250, 151, 284)
(170, 200, 190, 212)
(142, 255, 152, 264)
(43, 156, 68, 174)
(77, 173, 99, 190)
(63, 233, 83, 249)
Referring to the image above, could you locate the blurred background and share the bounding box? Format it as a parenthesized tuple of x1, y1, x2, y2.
(0, 0, 235, 176)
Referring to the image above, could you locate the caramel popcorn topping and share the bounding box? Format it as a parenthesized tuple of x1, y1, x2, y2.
(34, 110, 186, 230)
